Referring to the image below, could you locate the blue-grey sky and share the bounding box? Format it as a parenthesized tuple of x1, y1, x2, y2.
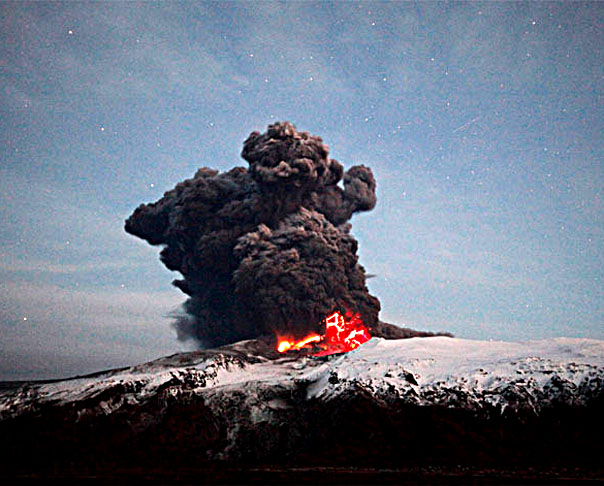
(1, 1, 602, 380)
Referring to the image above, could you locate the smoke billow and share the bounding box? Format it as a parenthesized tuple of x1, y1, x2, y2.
(125, 122, 380, 347)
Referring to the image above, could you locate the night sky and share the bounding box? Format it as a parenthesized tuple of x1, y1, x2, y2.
(1, 1, 602, 380)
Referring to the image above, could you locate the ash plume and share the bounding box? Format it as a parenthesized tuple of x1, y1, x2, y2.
(125, 122, 380, 347)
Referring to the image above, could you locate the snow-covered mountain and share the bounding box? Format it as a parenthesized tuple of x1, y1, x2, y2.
(1, 336, 603, 479)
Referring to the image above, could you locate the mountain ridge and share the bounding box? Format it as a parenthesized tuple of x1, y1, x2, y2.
(1, 336, 602, 481)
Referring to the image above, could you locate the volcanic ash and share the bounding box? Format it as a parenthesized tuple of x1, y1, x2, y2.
(125, 122, 380, 347)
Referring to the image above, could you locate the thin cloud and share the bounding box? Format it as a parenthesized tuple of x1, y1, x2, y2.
(0, 280, 186, 380)
(0, 258, 146, 275)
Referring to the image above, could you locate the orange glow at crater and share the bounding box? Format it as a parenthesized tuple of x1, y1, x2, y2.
(277, 334, 321, 353)
(276, 311, 371, 356)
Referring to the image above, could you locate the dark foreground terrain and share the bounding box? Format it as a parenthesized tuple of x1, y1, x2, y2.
(3, 465, 603, 485)
(1, 336, 602, 484)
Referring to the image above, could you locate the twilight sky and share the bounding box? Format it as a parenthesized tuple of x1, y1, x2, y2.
(1, 1, 602, 380)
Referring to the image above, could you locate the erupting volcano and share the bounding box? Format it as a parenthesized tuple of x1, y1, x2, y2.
(125, 122, 380, 347)
(277, 311, 372, 356)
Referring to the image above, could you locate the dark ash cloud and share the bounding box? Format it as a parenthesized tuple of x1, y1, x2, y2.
(125, 122, 380, 347)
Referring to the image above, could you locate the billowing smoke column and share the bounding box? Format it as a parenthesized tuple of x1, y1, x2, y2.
(125, 122, 380, 347)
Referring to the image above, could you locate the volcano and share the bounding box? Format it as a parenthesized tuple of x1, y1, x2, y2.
(1, 336, 603, 483)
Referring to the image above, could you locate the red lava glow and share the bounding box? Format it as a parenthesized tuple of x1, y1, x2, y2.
(277, 311, 371, 356)
(277, 334, 321, 353)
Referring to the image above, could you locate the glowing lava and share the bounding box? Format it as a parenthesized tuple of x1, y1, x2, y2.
(277, 311, 371, 356)
(277, 334, 321, 353)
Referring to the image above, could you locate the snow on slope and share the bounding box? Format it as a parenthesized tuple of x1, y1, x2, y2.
(1, 337, 602, 422)
(306, 337, 604, 411)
